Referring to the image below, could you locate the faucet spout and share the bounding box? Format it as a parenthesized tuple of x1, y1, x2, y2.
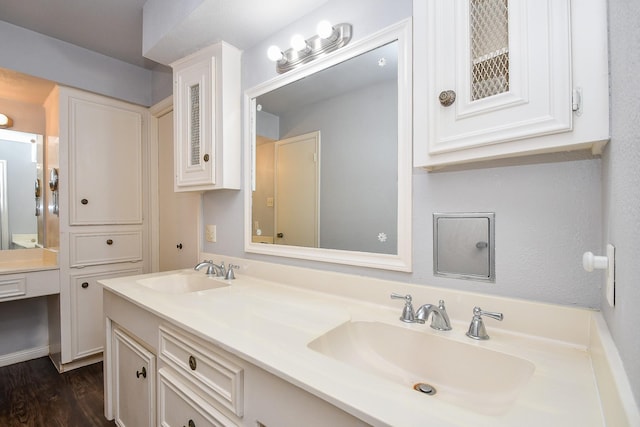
(194, 260, 216, 275)
(416, 300, 452, 331)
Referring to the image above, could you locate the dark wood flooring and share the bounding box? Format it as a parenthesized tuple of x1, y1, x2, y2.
(0, 357, 115, 427)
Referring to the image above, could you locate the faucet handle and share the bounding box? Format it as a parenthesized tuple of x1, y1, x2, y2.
(390, 293, 415, 323)
(225, 264, 239, 280)
(466, 306, 503, 340)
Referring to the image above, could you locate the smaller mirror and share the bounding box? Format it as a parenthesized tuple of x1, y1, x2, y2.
(0, 129, 44, 250)
(433, 213, 495, 282)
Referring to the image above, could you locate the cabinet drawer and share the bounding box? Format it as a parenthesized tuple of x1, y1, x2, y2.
(0, 270, 60, 302)
(70, 231, 142, 267)
(159, 326, 244, 417)
(159, 368, 239, 427)
(0, 275, 26, 300)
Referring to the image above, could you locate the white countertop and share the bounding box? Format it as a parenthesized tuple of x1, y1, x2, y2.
(101, 268, 608, 427)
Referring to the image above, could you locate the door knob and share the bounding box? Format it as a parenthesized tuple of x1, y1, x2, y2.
(438, 90, 456, 106)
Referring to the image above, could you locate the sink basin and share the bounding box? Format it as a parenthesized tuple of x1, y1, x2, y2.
(136, 271, 229, 294)
(308, 321, 535, 415)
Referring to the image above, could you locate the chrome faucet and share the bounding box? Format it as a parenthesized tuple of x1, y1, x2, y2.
(390, 294, 452, 331)
(466, 306, 503, 340)
(415, 300, 452, 331)
(194, 260, 216, 275)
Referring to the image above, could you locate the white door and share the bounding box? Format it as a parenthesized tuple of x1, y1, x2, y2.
(274, 132, 319, 247)
(158, 110, 200, 271)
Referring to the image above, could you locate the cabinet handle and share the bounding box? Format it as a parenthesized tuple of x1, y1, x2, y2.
(81, 282, 89, 289)
(81, 198, 88, 205)
(106, 239, 113, 245)
(438, 90, 456, 107)
(188, 355, 197, 371)
(136, 367, 146, 378)
(184, 420, 196, 427)
(177, 243, 183, 249)
(203, 154, 210, 162)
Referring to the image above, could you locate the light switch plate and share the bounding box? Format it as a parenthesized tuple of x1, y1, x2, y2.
(606, 243, 615, 307)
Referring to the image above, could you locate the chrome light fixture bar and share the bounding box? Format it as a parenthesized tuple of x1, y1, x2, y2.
(267, 22, 353, 74)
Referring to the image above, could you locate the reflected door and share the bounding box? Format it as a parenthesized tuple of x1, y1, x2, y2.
(158, 110, 200, 271)
(274, 132, 319, 247)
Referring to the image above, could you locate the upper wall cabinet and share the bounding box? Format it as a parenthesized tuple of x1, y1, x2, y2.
(67, 90, 145, 225)
(172, 42, 242, 192)
(413, 0, 609, 169)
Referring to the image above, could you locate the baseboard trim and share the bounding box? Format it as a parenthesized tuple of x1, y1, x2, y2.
(0, 345, 50, 367)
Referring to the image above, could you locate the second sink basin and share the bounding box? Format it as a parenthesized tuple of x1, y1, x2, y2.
(308, 321, 535, 415)
(136, 270, 229, 294)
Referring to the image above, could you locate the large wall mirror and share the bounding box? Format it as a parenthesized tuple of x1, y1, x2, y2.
(244, 19, 412, 271)
(0, 129, 44, 249)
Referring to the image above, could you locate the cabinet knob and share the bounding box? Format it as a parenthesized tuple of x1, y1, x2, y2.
(188, 355, 197, 371)
(185, 420, 195, 427)
(277, 232, 284, 238)
(81, 282, 89, 289)
(203, 154, 210, 162)
(136, 366, 146, 378)
(438, 90, 456, 107)
(177, 243, 183, 249)
(106, 239, 113, 245)
(81, 198, 88, 205)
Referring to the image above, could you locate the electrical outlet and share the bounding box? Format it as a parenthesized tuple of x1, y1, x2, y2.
(205, 225, 216, 243)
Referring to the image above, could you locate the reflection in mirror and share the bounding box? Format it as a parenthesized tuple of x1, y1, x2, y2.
(0, 129, 44, 249)
(254, 41, 398, 253)
(433, 213, 495, 282)
(245, 19, 412, 271)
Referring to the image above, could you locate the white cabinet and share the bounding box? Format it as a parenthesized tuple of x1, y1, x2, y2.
(413, 0, 609, 169)
(67, 92, 143, 224)
(103, 289, 368, 427)
(112, 326, 156, 427)
(49, 86, 149, 371)
(172, 42, 241, 192)
(70, 267, 142, 361)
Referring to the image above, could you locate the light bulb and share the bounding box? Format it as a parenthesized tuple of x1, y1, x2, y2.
(267, 45, 283, 62)
(316, 20, 334, 39)
(290, 34, 307, 51)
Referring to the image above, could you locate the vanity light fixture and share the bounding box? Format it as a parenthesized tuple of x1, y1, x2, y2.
(267, 21, 352, 74)
(0, 113, 13, 129)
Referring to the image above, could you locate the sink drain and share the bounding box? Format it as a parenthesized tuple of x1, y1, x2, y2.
(413, 382, 437, 395)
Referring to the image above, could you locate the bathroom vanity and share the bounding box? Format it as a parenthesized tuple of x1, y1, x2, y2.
(101, 256, 638, 427)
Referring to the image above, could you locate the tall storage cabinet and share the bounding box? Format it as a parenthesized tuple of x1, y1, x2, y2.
(413, 0, 609, 169)
(172, 42, 242, 192)
(49, 86, 149, 372)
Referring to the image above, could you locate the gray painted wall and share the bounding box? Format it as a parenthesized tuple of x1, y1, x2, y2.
(603, 0, 640, 407)
(0, 21, 154, 106)
(202, 0, 640, 401)
(203, 0, 602, 305)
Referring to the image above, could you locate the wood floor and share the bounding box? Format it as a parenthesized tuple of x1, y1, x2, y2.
(0, 357, 115, 427)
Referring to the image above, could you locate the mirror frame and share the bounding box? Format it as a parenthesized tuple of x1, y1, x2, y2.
(244, 19, 412, 272)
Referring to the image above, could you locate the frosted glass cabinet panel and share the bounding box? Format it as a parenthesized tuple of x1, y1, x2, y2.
(414, 0, 610, 169)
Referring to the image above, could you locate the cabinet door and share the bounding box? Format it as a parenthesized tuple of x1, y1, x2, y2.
(112, 327, 155, 427)
(414, 0, 572, 163)
(174, 56, 216, 189)
(69, 95, 143, 225)
(158, 110, 200, 271)
(70, 268, 142, 360)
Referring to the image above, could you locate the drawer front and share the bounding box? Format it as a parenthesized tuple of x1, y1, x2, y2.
(70, 231, 142, 267)
(159, 368, 239, 427)
(159, 326, 244, 417)
(0, 275, 26, 300)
